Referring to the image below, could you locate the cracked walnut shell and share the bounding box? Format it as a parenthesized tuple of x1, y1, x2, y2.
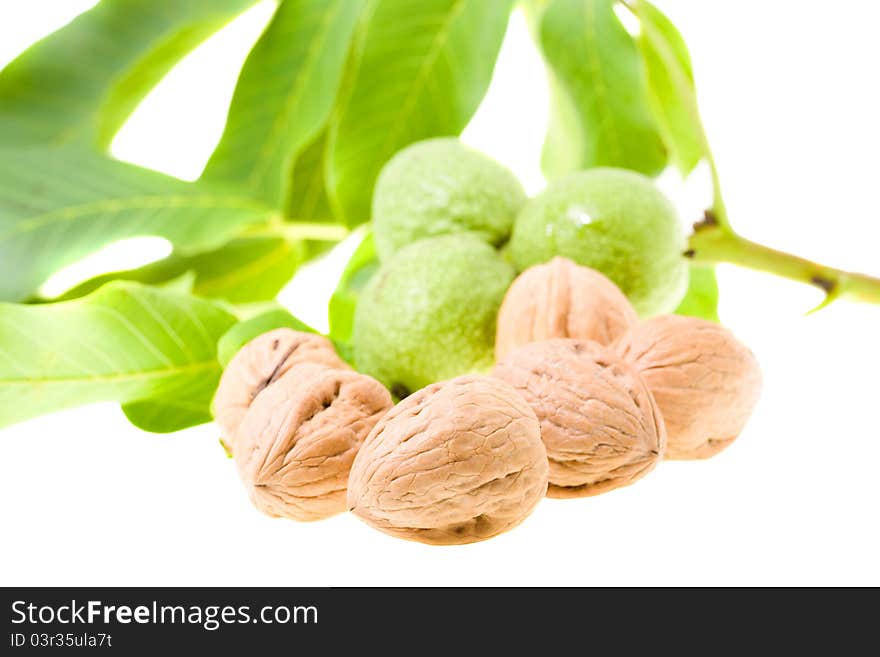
(493, 339, 665, 498)
(495, 257, 638, 360)
(234, 362, 392, 521)
(212, 329, 348, 452)
(614, 315, 762, 460)
(347, 375, 549, 545)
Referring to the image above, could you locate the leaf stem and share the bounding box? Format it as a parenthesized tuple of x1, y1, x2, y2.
(277, 221, 351, 242)
(248, 216, 351, 243)
(693, 152, 880, 306)
(618, 0, 880, 307)
(687, 220, 880, 305)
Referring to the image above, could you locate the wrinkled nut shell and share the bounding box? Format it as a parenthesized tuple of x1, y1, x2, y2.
(347, 375, 549, 545)
(495, 257, 638, 361)
(493, 339, 665, 498)
(235, 362, 392, 521)
(212, 329, 348, 452)
(614, 315, 762, 460)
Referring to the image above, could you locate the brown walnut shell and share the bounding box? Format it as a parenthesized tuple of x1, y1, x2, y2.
(493, 338, 665, 498)
(495, 257, 638, 361)
(614, 315, 762, 460)
(347, 375, 549, 545)
(212, 329, 348, 452)
(234, 363, 392, 521)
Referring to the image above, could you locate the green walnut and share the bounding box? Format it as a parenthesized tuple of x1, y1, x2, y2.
(353, 234, 515, 395)
(508, 167, 688, 316)
(371, 138, 527, 261)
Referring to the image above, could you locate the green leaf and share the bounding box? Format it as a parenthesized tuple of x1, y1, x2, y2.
(538, 0, 666, 177)
(121, 374, 223, 433)
(635, 1, 693, 78)
(0, 146, 273, 301)
(541, 74, 588, 177)
(285, 130, 335, 223)
(632, 0, 708, 175)
(675, 264, 719, 322)
(218, 308, 317, 367)
(204, 0, 363, 207)
(0, 282, 236, 430)
(328, 230, 378, 347)
(0, 0, 259, 150)
(326, 0, 514, 226)
(50, 237, 304, 305)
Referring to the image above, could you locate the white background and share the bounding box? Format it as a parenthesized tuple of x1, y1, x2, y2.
(1, 1, 879, 586)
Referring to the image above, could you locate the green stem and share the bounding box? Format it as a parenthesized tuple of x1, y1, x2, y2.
(617, 0, 880, 307)
(693, 149, 880, 306)
(687, 221, 880, 305)
(248, 216, 351, 243)
(706, 154, 731, 228)
(277, 221, 351, 242)
(692, 99, 880, 304)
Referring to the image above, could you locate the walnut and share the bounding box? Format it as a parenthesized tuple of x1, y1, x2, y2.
(347, 375, 549, 545)
(495, 257, 638, 361)
(614, 315, 762, 460)
(212, 329, 348, 452)
(493, 339, 665, 497)
(234, 362, 392, 521)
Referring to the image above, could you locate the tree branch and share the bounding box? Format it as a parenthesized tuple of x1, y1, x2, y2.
(686, 221, 880, 305)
